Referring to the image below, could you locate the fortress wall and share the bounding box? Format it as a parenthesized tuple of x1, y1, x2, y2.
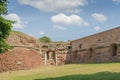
(71, 27, 120, 51)
(0, 47, 42, 73)
(67, 27, 120, 63)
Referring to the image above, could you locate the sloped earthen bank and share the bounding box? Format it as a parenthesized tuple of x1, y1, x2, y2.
(0, 31, 42, 72)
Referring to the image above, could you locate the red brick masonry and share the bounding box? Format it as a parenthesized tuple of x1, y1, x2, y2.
(66, 27, 120, 63)
(0, 48, 42, 72)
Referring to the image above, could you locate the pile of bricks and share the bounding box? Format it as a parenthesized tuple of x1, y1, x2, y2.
(0, 47, 42, 73)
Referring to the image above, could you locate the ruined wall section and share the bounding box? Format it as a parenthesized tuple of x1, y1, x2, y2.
(71, 27, 120, 51)
(0, 48, 42, 72)
(41, 42, 69, 65)
(67, 27, 120, 63)
(6, 31, 40, 48)
(0, 31, 42, 72)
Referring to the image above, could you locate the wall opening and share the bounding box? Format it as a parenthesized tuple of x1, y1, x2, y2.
(68, 46, 72, 49)
(110, 43, 117, 56)
(88, 48, 93, 58)
(79, 44, 82, 49)
(51, 52, 56, 61)
(47, 52, 49, 60)
(73, 51, 78, 59)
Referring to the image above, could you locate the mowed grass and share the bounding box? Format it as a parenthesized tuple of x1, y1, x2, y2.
(0, 63, 120, 80)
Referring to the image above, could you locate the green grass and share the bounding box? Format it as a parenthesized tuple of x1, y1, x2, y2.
(0, 63, 120, 80)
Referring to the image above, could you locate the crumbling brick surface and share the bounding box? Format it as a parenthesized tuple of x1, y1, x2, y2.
(67, 27, 120, 63)
(0, 48, 42, 73)
(57, 54, 66, 65)
(6, 31, 40, 48)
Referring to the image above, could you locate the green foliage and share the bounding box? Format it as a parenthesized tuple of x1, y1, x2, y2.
(0, 0, 8, 15)
(0, 38, 11, 52)
(0, 0, 13, 53)
(39, 36, 52, 43)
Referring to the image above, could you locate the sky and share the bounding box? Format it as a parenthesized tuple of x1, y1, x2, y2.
(3, 0, 120, 41)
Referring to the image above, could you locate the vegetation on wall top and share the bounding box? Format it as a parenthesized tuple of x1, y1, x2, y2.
(39, 36, 52, 43)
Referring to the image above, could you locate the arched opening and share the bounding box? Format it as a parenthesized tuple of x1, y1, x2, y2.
(110, 43, 117, 56)
(79, 44, 82, 49)
(88, 48, 93, 58)
(47, 52, 49, 60)
(73, 51, 78, 60)
(51, 52, 56, 61)
(68, 45, 72, 49)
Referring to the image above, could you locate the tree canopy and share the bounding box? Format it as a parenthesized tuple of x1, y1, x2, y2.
(0, 0, 13, 53)
(39, 36, 52, 43)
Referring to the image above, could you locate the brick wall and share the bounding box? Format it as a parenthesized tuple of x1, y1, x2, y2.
(71, 27, 120, 50)
(0, 47, 42, 72)
(67, 27, 120, 63)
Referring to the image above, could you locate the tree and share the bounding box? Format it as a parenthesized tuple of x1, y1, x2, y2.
(0, 0, 13, 53)
(39, 36, 52, 43)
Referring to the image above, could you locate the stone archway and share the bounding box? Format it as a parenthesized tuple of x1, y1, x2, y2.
(85, 48, 94, 62)
(110, 43, 118, 56)
(88, 48, 93, 58)
(43, 50, 58, 65)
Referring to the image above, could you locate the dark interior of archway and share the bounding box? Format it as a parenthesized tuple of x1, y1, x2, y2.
(111, 44, 117, 56)
(52, 52, 56, 61)
(47, 52, 49, 59)
(88, 48, 93, 58)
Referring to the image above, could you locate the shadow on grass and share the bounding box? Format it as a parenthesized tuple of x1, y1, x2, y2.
(34, 72, 120, 80)
(70, 62, 120, 64)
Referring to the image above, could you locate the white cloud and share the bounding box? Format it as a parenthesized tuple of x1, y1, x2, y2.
(53, 25, 66, 30)
(113, 0, 120, 3)
(65, 9, 82, 13)
(18, 0, 87, 13)
(39, 31, 45, 35)
(51, 13, 89, 26)
(94, 26, 100, 31)
(3, 13, 25, 29)
(92, 13, 107, 22)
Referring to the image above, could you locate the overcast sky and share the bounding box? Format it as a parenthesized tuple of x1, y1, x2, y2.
(4, 0, 120, 41)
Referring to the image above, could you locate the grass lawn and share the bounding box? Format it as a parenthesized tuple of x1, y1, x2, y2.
(0, 63, 120, 80)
